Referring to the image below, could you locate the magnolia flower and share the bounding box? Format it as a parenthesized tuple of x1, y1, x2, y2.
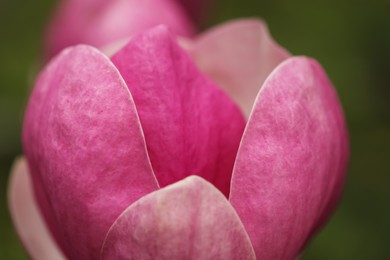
(45, 0, 194, 58)
(9, 20, 348, 260)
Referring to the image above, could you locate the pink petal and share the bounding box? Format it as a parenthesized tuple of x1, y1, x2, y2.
(23, 46, 159, 259)
(8, 158, 66, 260)
(111, 26, 246, 197)
(176, 0, 214, 23)
(229, 57, 349, 259)
(45, 0, 195, 58)
(182, 19, 290, 118)
(101, 176, 256, 260)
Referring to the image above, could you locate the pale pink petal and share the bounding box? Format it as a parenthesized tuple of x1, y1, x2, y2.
(23, 46, 159, 259)
(8, 158, 66, 260)
(111, 26, 246, 197)
(182, 19, 290, 118)
(229, 57, 349, 259)
(101, 37, 132, 58)
(45, 0, 195, 58)
(101, 176, 256, 260)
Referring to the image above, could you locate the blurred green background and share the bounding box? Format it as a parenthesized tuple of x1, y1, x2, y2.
(0, 0, 389, 259)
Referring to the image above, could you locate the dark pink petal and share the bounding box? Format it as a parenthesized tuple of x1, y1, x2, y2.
(8, 158, 65, 260)
(45, 0, 194, 58)
(229, 57, 349, 259)
(23, 46, 159, 259)
(111, 26, 246, 196)
(176, 0, 214, 23)
(182, 19, 290, 118)
(101, 176, 256, 260)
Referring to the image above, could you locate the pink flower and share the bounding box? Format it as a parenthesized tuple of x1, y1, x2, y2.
(9, 20, 348, 260)
(45, 0, 195, 58)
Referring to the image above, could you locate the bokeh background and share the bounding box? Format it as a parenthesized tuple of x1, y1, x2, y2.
(0, 0, 389, 259)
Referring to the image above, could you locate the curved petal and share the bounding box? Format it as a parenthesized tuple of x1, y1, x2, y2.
(8, 158, 66, 260)
(45, 0, 195, 58)
(229, 57, 349, 259)
(111, 26, 246, 196)
(182, 19, 290, 118)
(101, 176, 256, 260)
(23, 45, 159, 259)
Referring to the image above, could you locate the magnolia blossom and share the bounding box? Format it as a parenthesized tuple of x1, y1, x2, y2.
(45, 0, 194, 58)
(9, 20, 348, 260)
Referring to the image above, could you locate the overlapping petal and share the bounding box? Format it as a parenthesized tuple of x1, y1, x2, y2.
(111, 26, 246, 196)
(101, 176, 256, 260)
(8, 158, 65, 260)
(229, 57, 349, 259)
(181, 19, 290, 118)
(45, 0, 194, 58)
(23, 45, 159, 259)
